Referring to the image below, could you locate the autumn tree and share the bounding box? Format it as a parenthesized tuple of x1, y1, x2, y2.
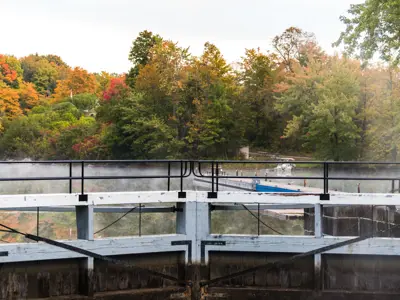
(18, 82, 39, 111)
(0, 82, 23, 119)
(126, 30, 162, 88)
(0, 55, 23, 88)
(240, 49, 284, 149)
(184, 43, 244, 157)
(272, 27, 316, 72)
(276, 55, 362, 160)
(366, 67, 400, 161)
(21, 55, 60, 95)
(53, 67, 97, 101)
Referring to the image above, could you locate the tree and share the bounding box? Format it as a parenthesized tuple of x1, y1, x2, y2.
(272, 27, 316, 72)
(276, 55, 362, 160)
(68, 93, 98, 111)
(103, 77, 130, 101)
(367, 67, 400, 161)
(0, 55, 23, 88)
(0, 82, 23, 119)
(99, 92, 182, 159)
(18, 82, 39, 111)
(240, 49, 284, 149)
(53, 67, 97, 101)
(335, 0, 400, 65)
(305, 57, 361, 161)
(21, 55, 60, 95)
(126, 30, 162, 88)
(184, 43, 244, 157)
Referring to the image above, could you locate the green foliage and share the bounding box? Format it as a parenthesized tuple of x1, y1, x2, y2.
(4, 24, 400, 161)
(20, 54, 62, 94)
(68, 93, 98, 111)
(240, 49, 284, 150)
(335, 0, 400, 65)
(126, 30, 162, 88)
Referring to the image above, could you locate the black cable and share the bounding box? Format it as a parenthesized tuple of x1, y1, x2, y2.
(94, 207, 137, 235)
(240, 204, 284, 235)
(0, 222, 184, 285)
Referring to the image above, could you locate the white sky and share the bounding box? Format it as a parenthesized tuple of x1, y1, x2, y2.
(1, 0, 364, 73)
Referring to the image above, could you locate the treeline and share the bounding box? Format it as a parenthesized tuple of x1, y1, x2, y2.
(1, 27, 400, 161)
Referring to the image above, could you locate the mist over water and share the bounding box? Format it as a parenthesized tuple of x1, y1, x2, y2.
(0, 162, 193, 194)
(0, 163, 191, 242)
(0, 163, 399, 243)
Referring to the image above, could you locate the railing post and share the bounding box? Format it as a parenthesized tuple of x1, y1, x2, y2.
(314, 204, 323, 291)
(167, 162, 171, 191)
(257, 203, 260, 236)
(321, 162, 329, 200)
(81, 161, 84, 195)
(176, 201, 210, 264)
(180, 161, 183, 193)
(139, 203, 142, 237)
(324, 163, 329, 194)
(69, 162, 72, 194)
(216, 162, 219, 192)
(211, 161, 214, 193)
(36, 207, 39, 240)
(178, 160, 186, 198)
(76, 203, 94, 296)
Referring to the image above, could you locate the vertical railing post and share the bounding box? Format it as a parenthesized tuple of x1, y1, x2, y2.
(139, 203, 142, 237)
(81, 161, 84, 195)
(76, 199, 94, 296)
(324, 163, 329, 194)
(216, 162, 219, 192)
(314, 204, 323, 290)
(257, 203, 260, 236)
(36, 207, 39, 240)
(69, 162, 72, 194)
(392, 180, 395, 193)
(180, 160, 183, 193)
(167, 162, 171, 191)
(211, 161, 215, 193)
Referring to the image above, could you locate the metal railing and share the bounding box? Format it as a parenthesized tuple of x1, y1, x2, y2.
(0, 160, 400, 194)
(0, 160, 191, 194)
(193, 160, 400, 194)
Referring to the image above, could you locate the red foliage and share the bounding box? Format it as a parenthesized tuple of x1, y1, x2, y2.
(102, 77, 128, 101)
(72, 136, 100, 156)
(0, 54, 18, 83)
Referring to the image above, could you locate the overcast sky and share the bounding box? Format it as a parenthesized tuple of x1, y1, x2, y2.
(1, 0, 364, 73)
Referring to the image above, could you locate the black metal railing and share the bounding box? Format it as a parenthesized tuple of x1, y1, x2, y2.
(0, 160, 400, 195)
(193, 160, 400, 195)
(0, 160, 191, 195)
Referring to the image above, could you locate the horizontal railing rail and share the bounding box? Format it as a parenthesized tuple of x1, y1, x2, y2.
(0, 160, 400, 194)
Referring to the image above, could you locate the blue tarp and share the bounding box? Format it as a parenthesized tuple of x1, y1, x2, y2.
(255, 184, 301, 193)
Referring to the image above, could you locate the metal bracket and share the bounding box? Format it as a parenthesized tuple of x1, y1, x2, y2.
(171, 240, 192, 264)
(207, 192, 218, 199)
(79, 194, 88, 202)
(0, 252, 8, 257)
(201, 240, 226, 264)
(320, 194, 330, 201)
(178, 192, 186, 199)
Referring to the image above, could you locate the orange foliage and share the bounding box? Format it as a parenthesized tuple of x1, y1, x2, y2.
(53, 67, 97, 101)
(0, 84, 22, 118)
(0, 55, 18, 84)
(102, 76, 129, 101)
(19, 82, 39, 110)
